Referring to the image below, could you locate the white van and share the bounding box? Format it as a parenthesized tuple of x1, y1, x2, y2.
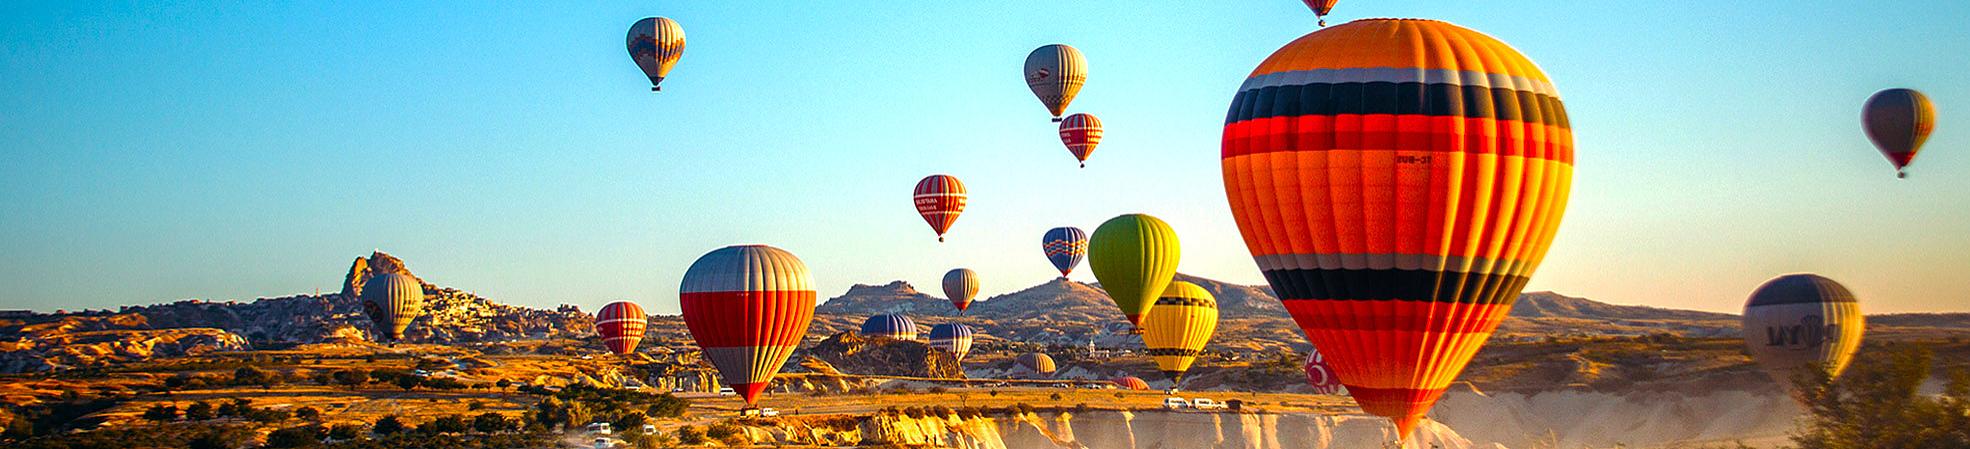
(1192, 398, 1228, 410)
(1162, 397, 1191, 409)
(718, 387, 736, 396)
(585, 422, 612, 435)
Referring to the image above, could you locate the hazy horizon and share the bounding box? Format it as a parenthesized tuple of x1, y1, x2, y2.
(4, 1, 1968, 316)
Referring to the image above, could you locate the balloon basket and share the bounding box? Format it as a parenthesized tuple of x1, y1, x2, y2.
(1052, 118, 1063, 123)
(651, 86, 662, 92)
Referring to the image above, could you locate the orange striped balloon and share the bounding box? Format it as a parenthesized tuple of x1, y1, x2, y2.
(1221, 19, 1573, 437)
(912, 174, 967, 242)
(596, 301, 647, 355)
(680, 245, 816, 406)
(1058, 113, 1103, 168)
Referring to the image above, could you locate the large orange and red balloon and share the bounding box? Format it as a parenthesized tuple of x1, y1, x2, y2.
(913, 175, 967, 242)
(680, 245, 816, 406)
(1222, 19, 1573, 437)
(596, 301, 648, 355)
(1862, 88, 1935, 178)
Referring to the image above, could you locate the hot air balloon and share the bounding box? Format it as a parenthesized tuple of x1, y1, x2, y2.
(913, 175, 967, 242)
(1743, 274, 1865, 388)
(943, 268, 980, 313)
(1304, 0, 1339, 27)
(1042, 227, 1089, 279)
(1112, 376, 1151, 391)
(626, 17, 685, 92)
(1025, 44, 1087, 122)
(680, 245, 816, 407)
(1303, 349, 1345, 395)
(1221, 19, 1574, 437)
(1142, 281, 1218, 387)
(596, 301, 647, 355)
(1862, 88, 1936, 178)
(1089, 214, 1181, 328)
(1058, 113, 1104, 168)
(360, 273, 424, 342)
(860, 313, 918, 340)
(1016, 352, 1057, 377)
(928, 323, 976, 361)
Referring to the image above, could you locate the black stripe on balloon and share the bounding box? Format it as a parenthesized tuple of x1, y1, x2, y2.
(1225, 82, 1570, 129)
(1154, 297, 1216, 307)
(1262, 268, 1531, 305)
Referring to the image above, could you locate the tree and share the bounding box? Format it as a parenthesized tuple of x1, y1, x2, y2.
(330, 369, 366, 390)
(1791, 344, 1970, 449)
(676, 425, 705, 445)
(612, 411, 648, 431)
(373, 415, 406, 436)
(264, 425, 324, 448)
(626, 431, 677, 449)
(496, 379, 513, 390)
(471, 412, 513, 434)
(217, 398, 251, 417)
(393, 375, 422, 392)
(327, 423, 366, 441)
(141, 404, 178, 423)
(422, 414, 467, 434)
(186, 401, 216, 420)
(232, 367, 270, 387)
(294, 406, 320, 421)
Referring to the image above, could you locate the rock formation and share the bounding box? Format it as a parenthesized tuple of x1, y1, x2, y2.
(806, 331, 963, 378)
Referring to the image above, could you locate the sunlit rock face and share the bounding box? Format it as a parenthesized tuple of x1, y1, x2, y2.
(728, 410, 1495, 449)
(1434, 389, 1798, 449)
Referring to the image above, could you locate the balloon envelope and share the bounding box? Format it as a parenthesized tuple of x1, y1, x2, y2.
(1058, 113, 1104, 167)
(597, 301, 648, 355)
(860, 313, 918, 340)
(943, 268, 980, 313)
(1089, 214, 1181, 327)
(1142, 281, 1219, 384)
(1221, 19, 1574, 436)
(680, 245, 816, 406)
(1016, 352, 1057, 376)
(1742, 274, 1865, 387)
(1025, 44, 1087, 121)
(1112, 376, 1151, 391)
(1042, 227, 1089, 278)
(360, 273, 424, 341)
(913, 175, 967, 241)
(928, 323, 976, 361)
(1303, 349, 1345, 395)
(626, 17, 685, 91)
(1862, 88, 1935, 177)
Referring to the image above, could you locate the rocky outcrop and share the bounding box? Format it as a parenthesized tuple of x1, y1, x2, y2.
(1433, 389, 1797, 448)
(730, 410, 1498, 449)
(806, 331, 963, 378)
(0, 325, 248, 372)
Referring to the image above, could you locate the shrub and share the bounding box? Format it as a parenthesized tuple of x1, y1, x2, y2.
(185, 401, 216, 420)
(675, 425, 705, 445)
(472, 412, 513, 434)
(294, 406, 320, 421)
(264, 425, 323, 448)
(1048, 392, 1063, 401)
(373, 415, 406, 435)
(141, 404, 178, 423)
(421, 414, 468, 434)
(327, 423, 366, 440)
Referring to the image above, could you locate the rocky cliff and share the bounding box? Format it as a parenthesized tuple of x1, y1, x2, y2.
(733, 410, 1501, 449)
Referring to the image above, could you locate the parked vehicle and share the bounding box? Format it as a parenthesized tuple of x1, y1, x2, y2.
(718, 387, 736, 396)
(760, 408, 781, 417)
(1162, 397, 1191, 410)
(585, 422, 612, 435)
(1192, 398, 1228, 410)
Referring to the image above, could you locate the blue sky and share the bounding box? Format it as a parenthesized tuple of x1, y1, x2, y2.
(2, 1, 1966, 315)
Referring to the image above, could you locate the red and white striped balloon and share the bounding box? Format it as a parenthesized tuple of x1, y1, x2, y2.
(680, 245, 816, 406)
(596, 301, 647, 355)
(912, 175, 967, 242)
(1304, 348, 1345, 395)
(1057, 113, 1103, 168)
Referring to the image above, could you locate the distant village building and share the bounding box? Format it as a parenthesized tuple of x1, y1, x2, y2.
(0, 310, 33, 319)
